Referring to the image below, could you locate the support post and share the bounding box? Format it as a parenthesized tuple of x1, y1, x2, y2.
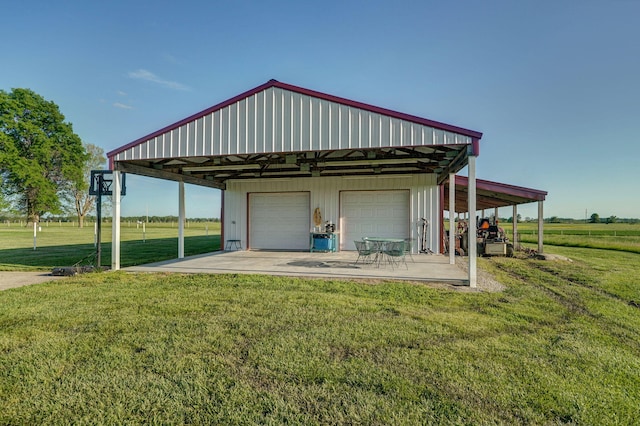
(178, 181, 185, 259)
(538, 200, 544, 254)
(468, 155, 477, 288)
(220, 189, 225, 248)
(449, 173, 456, 265)
(512, 204, 518, 249)
(111, 171, 121, 270)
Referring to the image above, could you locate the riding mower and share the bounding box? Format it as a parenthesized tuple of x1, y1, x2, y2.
(476, 218, 514, 257)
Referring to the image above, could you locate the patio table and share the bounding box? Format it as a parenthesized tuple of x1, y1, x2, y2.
(363, 237, 405, 267)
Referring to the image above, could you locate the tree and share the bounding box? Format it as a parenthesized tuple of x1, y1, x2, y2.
(0, 88, 87, 223)
(590, 213, 600, 223)
(62, 143, 106, 228)
(0, 177, 8, 212)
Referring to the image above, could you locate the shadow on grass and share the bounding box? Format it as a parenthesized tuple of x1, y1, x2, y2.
(0, 235, 220, 270)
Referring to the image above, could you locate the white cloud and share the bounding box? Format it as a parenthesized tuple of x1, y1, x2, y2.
(117, 90, 128, 96)
(113, 102, 133, 109)
(128, 69, 190, 91)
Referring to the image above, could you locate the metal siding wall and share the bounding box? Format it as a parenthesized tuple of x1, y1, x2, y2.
(190, 121, 198, 156)
(329, 104, 339, 150)
(167, 130, 172, 157)
(112, 86, 472, 162)
(224, 175, 439, 251)
(408, 174, 439, 253)
(311, 97, 321, 151)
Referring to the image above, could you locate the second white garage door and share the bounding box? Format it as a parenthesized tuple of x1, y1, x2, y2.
(341, 190, 410, 251)
(249, 192, 310, 250)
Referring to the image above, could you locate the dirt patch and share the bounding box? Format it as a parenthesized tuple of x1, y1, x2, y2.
(455, 258, 506, 292)
(534, 253, 573, 262)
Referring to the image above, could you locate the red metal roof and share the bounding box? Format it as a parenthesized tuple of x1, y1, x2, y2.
(444, 175, 547, 212)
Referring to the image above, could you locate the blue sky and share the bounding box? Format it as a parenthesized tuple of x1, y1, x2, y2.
(2, 0, 639, 219)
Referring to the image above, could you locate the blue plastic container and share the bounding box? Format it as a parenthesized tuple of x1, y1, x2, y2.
(314, 237, 331, 251)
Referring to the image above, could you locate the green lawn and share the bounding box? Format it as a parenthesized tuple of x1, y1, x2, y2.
(504, 222, 640, 254)
(1, 243, 639, 424)
(0, 222, 220, 271)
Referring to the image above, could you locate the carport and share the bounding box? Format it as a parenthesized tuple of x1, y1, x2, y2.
(443, 175, 548, 255)
(107, 79, 485, 286)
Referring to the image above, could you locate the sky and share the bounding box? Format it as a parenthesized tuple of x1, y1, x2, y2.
(2, 0, 639, 220)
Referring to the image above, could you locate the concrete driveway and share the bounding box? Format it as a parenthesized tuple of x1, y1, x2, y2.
(0, 272, 67, 291)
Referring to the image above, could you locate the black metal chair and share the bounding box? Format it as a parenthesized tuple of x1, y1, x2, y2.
(353, 240, 374, 265)
(383, 241, 408, 270)
(403, 238, 415, 262)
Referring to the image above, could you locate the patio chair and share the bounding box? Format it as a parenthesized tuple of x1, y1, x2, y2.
(403, 238, 415, 262)
(383, 241, 408, 270)
(353, 240, 374, 265)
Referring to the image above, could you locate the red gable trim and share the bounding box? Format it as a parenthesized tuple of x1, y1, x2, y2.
(108, 79, 483, 159)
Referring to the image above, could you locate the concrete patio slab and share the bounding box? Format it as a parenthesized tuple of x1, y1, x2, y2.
(125, 250, 472, 287)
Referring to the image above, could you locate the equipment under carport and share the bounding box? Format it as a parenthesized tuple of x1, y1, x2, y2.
(476, 218, 514, 257)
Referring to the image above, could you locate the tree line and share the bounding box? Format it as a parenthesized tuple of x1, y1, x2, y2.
(0, 214, 220, 223)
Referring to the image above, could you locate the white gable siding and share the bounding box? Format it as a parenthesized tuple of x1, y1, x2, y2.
(223, 175, 440, 252)
(113, 87, 472, 162)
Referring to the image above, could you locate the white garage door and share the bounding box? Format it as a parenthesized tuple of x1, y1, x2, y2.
(341, 190, 410, 251)
(249, 192, 310, 250)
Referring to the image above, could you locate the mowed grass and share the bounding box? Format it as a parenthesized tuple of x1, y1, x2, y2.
(502, 222, 640, 254)
(1, 245, 640, 424)
(0, 222, 220, 270)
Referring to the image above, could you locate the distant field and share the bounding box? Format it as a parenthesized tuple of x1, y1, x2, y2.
(504, 222, 640, 236)
(500, 222, 640, 254)
(3, 221, 640, 270)
(0, 221, 221, 271)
